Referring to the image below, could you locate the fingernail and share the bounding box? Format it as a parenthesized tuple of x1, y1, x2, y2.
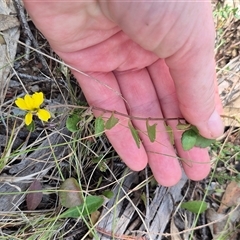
(207, 109, 224, 138)
(196, 109, 224, 139)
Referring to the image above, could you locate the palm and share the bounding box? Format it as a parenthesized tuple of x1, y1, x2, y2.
(27, 5, 157, 71)
(60, 32, 159, 73)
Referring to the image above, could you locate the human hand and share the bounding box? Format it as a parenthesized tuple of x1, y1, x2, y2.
(23, 1, 223, 186)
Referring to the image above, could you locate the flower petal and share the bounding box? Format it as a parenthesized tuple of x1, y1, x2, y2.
(37, 109, 51, 122)
(25, 112, 33, 125)
(15, 98, 28, 110)
(32, 92, 44, 109)
(24, 94, 34, 110)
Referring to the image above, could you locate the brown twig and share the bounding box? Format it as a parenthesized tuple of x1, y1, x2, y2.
(92, 106, 185, 122)
(13, 72, 52, 82)
(96, 227, 146, 240)
(93, 107, 240, 124)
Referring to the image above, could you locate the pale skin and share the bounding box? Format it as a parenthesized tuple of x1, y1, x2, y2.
(23, 1, 224, 186)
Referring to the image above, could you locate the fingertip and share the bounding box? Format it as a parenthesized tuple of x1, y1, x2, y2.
(151, 161, 182, 187)
(155, 172, 182, 187)
(185, 163, 211, 181)
(195, 109, 224, 139)
(112, 143, 148, 171)
(181, 147, 211, 181)
(124, 155, 148, 171)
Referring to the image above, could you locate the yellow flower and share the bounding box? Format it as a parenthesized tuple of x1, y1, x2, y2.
(15, 92, 51, 125)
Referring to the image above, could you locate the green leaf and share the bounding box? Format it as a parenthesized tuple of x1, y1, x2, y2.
(128, 120, 140, 148)
(92, 156, 107, 172)
(66, 113, 81, 132)
(180, 200, 208, 214)
(102, 190, 114, 199)
(165, 123, 174, 145)
(195, 135, 215, 148)
(181, 129, 198, 151)
(141, 192, 147, 207)
(191, 126, 199, 134)
(181, 125, 215, 149)
(105, 113, 119, 130)
(96, 176, 103, 189)
(26, 121, 35, 132)
(59, 178, 83, 208)
(146, 119, 157, 142)
(59, 195, 104, 219)
(95, 116, 105, 137)
(176, 123, 191, 130)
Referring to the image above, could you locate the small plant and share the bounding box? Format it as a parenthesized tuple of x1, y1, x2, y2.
(214, 3, 240, 20)
(15, 92, 215, 152)
(94, 112, 216, 151)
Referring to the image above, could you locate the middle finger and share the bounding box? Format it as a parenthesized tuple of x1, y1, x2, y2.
(115, 67, 182, 186)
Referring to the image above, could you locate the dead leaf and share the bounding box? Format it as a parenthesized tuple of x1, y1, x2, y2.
(59, 178, 83, 208)
(0, 14, 19, 31)
(170, 217, 182, 240)
(218, 56, 240, 127)
(223, 96, 240, 127)
(206, 181, 240, 239)
(206, 206, 240, 240)
(206, 208, 229, 239)
(89, 211, 101, 238)
(91, 210, 101, 226)
(218, 181, 240, 213)
(26, 179, 43, 210)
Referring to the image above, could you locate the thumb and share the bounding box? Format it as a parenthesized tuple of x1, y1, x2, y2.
(161, 3, 224, 139)
(166, 49, 224, 139)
